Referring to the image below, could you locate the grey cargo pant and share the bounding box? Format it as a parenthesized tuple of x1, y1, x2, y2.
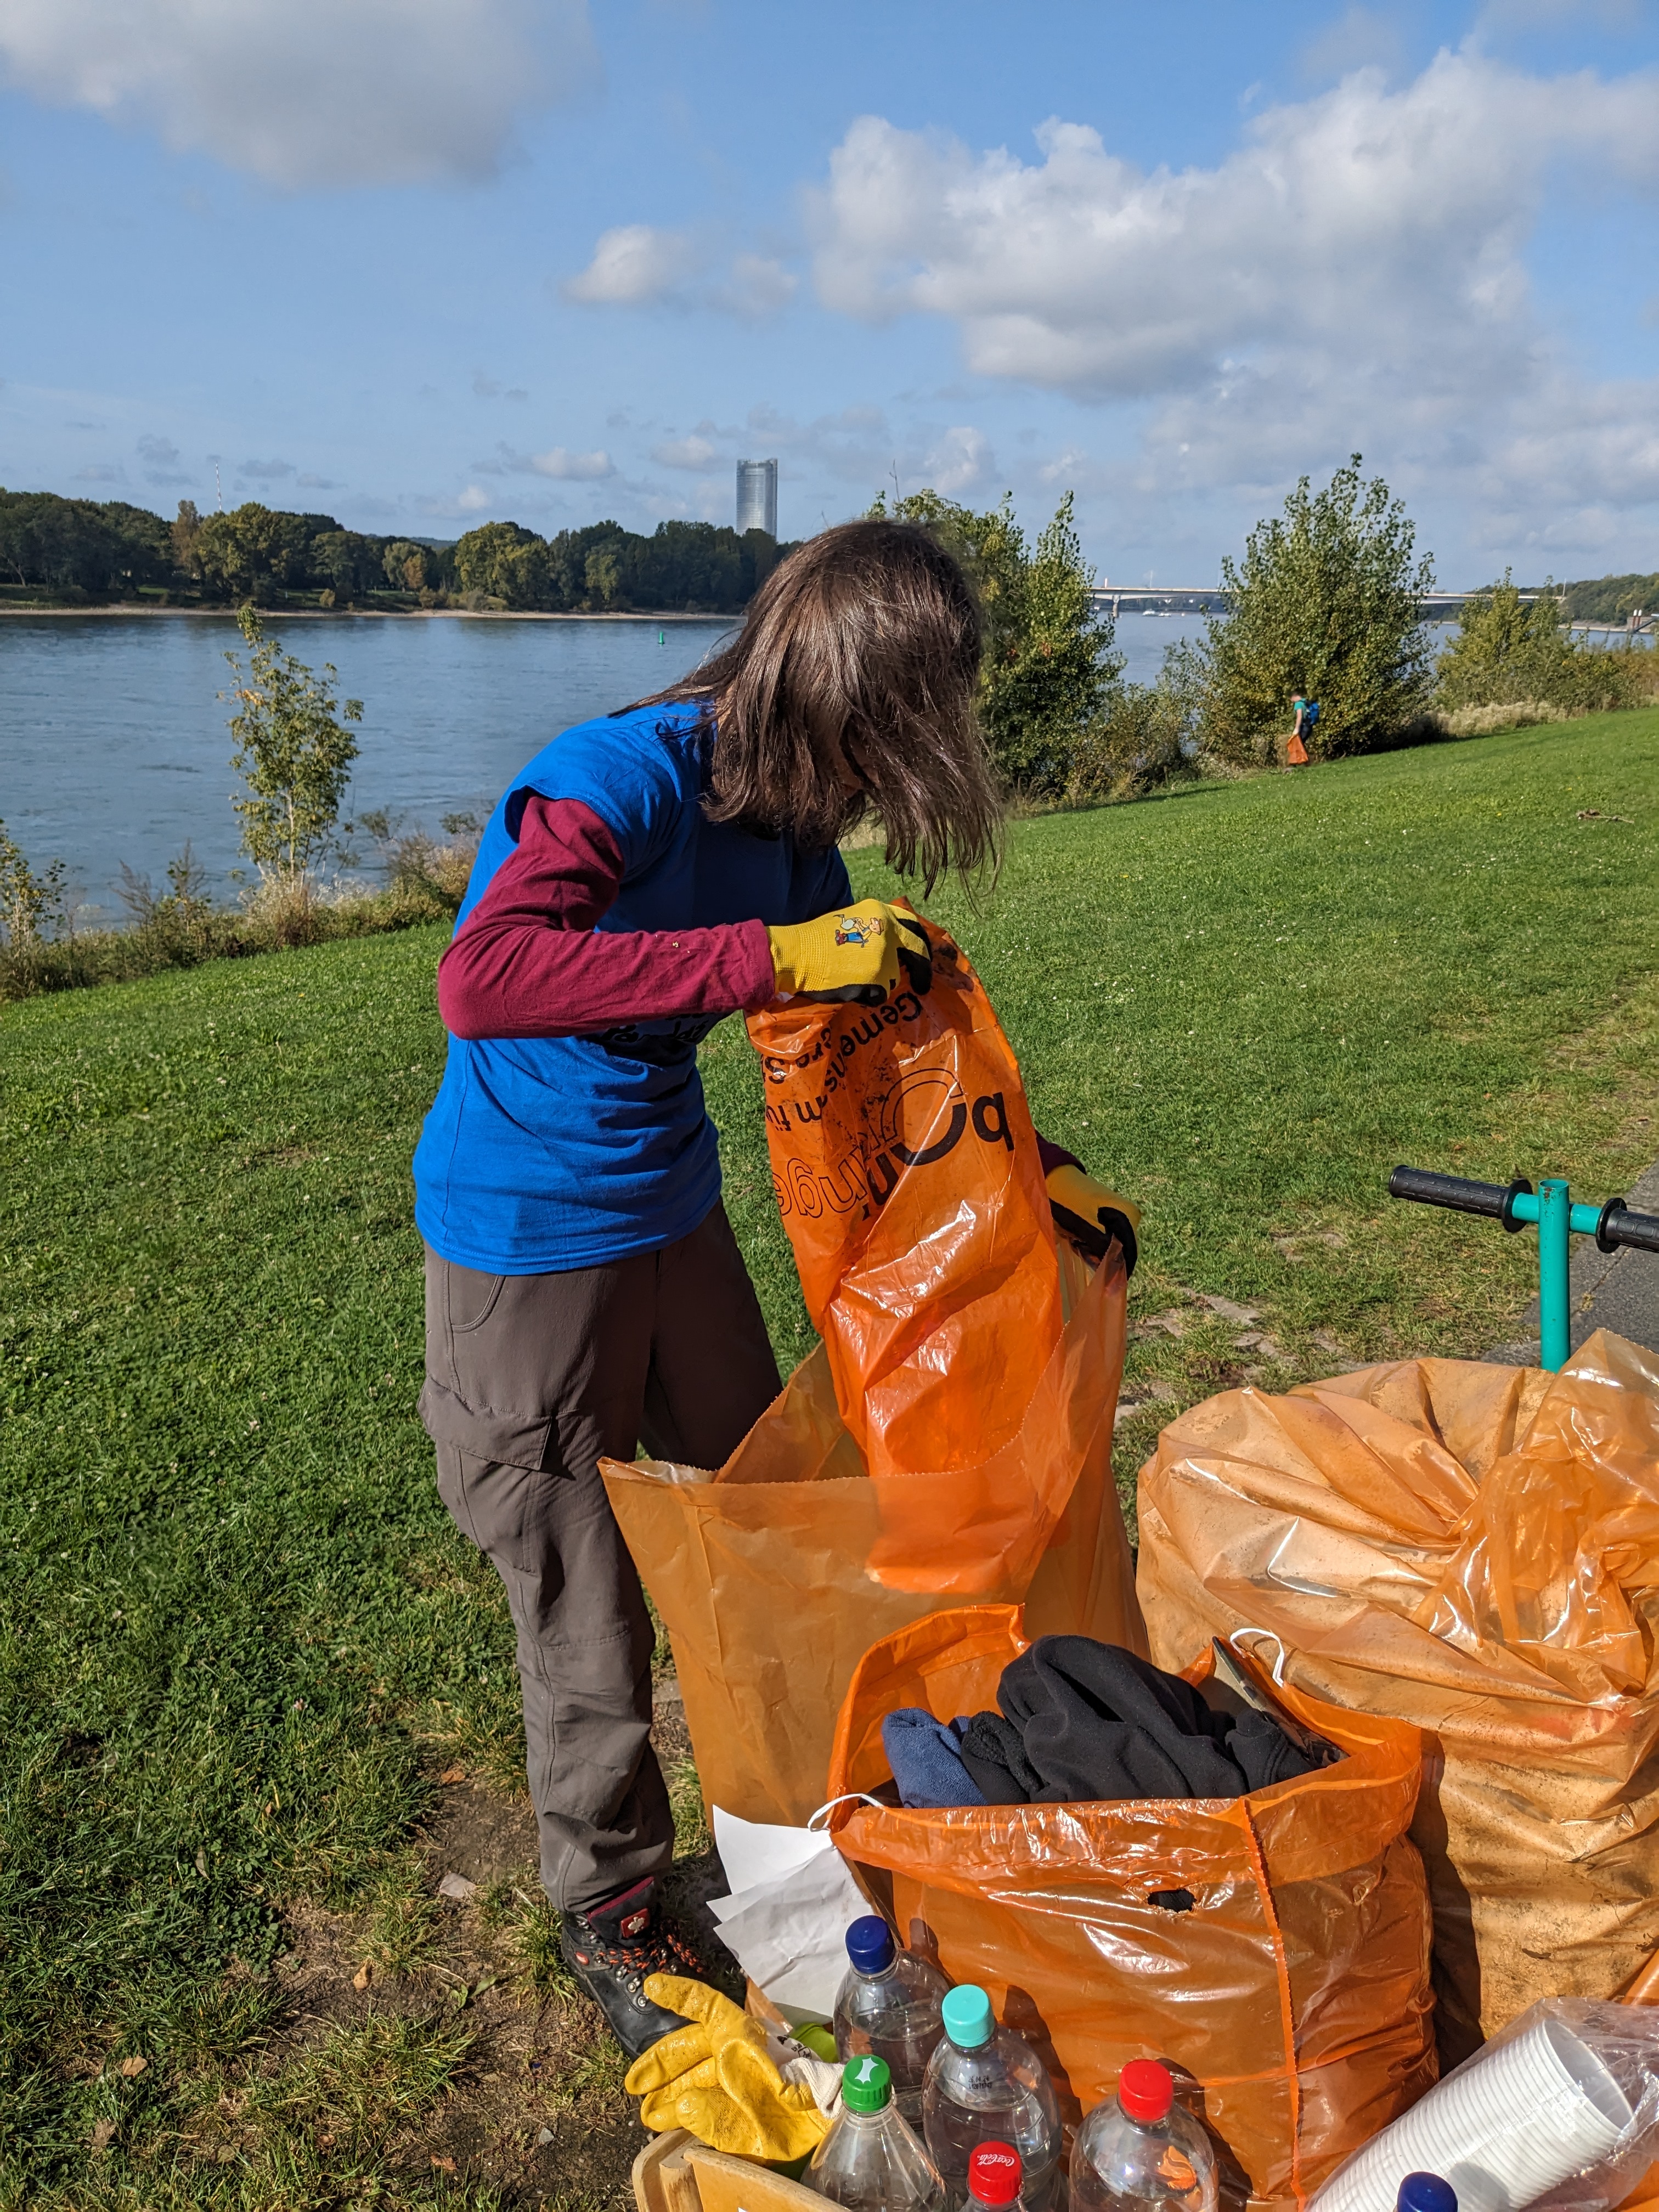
(419, 1203, 781, 1912)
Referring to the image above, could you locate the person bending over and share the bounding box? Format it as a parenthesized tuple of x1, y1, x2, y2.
(411, 520, 1133, 2056)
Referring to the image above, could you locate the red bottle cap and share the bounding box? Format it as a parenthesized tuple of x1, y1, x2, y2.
(968, 2140, 1024, 2206)
(1119, 2058, 1175, 2124)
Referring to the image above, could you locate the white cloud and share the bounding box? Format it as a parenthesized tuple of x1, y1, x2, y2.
(564, 224, 699, 304)
(922, 425, 995, 496)
(456, 485, 490, 512)
(806, 52, 1659, 551)
(0, 0, 596, 189)
(471, 442, 613, 479)
(565, 229, 798, 318)
(527, 445, 613, 480)
(239, 456, 295, 481)
(653, 434, 720, 470)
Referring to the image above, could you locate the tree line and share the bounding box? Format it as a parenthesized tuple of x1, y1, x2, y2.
(0, 488, 793, 614)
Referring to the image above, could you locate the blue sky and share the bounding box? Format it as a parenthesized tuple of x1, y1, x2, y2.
(4, 0, 1659, 584)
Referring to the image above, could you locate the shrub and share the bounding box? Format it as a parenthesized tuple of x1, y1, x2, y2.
(1436, 574, 1655, 716)
(1200, 455, 1436, 765)
(356, 809, 479, 912)
(875, 488, 1120, 795)
(1066, 640, 1210, 803)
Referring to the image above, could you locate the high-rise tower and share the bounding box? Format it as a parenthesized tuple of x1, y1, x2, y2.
(735, 457, 778, 538)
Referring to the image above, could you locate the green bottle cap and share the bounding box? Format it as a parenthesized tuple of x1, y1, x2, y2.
(842, 2054, 893, 2113)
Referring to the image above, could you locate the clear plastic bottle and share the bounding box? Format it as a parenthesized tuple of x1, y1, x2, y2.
(834, 1914, 951, 2128)
(923, 1985, 1063, 2211)
(806, 2054, 947, 2209)
(967, 2141, 1026, 2208)
(1068, 2059, 1218, 2212)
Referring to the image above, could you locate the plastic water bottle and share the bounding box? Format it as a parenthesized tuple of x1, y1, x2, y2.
(805, 2055, 947, 2208)
(967, 2142, 1026, 2207)
(834, 1914, 951, 2127)
(923, 1986, 1063, 2211)
(1068, 2059, 1218, 2212)
(1397, 2179, 1457, 2212)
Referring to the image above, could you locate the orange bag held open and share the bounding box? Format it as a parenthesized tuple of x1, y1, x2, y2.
(602, 922, 1140, 1827)
(747, 918, 1063, 1510)
(825, 1605, 1435, 2212)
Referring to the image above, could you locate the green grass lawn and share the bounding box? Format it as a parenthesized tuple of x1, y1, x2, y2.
(5, 711, 1659, 2208)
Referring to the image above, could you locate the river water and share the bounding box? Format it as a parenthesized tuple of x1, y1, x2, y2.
(19, 607, 1600, 916)
(2, 610, 1215, 915)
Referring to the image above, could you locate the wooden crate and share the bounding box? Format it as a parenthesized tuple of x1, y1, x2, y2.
(631, 2130, 823, 2211)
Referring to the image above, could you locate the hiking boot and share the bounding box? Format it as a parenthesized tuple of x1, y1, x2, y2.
(558, 1877, 702, 2059)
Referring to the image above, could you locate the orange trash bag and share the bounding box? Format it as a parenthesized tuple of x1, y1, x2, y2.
(1137, 1331, 1659, 2066)
(602, 1243, 1141, 1827)
(602, 925, 1142, 1827)
(825, 1605, 1435, 2212)
(746, 917, 1063, 1502)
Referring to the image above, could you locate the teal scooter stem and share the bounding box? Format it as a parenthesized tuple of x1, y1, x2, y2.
(1389, 1166, 1659, 1372)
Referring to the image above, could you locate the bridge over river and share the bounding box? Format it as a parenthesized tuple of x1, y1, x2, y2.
(1091, 586, 1542, 619)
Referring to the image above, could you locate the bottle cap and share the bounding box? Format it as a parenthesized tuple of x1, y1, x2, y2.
(840, 2054, 891, 2113)
(1398, 2177, 1457, 2212)
(941, 1984, 995, 2050)
(845, 1914, 896, 1974)
(967, 2141, 1023, 2206)
(1118, 2058, 1175, 2124)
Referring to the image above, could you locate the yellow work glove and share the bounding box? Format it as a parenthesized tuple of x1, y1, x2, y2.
(1047, 1163, 1141, 1275)
(623, 1974, 831, 2163)
(766, 899, 932, 1004)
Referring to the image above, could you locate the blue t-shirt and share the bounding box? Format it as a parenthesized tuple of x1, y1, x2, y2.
(412, 701, 852, 1273)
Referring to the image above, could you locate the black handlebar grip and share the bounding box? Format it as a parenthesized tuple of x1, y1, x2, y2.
(1388, 1166, 1512, 1220)
(1600, 1205, 1659, 1255)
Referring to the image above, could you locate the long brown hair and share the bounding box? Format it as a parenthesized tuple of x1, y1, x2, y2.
(629, 518, 1002, 888)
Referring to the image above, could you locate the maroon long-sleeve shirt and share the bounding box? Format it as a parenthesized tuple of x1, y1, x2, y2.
(436, 792, 1080, 1179)
(437, 794, 777, 1041)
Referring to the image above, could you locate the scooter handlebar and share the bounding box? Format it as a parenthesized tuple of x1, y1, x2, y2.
(1387, 1165, 1520, 1222)
(1390, 1165, 1659, 1254)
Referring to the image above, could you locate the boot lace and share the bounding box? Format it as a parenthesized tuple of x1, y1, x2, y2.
(568, 1911, 702, 1994)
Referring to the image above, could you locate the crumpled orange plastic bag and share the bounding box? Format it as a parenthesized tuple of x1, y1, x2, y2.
(602, 1245, 1142, 1828)
(1136, 1330, 1659, 2066)
(826, 1605, 1435, 2212)
(746, 919, 1063, 1494)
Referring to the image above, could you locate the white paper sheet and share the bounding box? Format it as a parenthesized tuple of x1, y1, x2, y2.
(707, 1805, 870, 2024)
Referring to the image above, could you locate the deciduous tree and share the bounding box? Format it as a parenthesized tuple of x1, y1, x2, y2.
(223, 608, 362, 881)
(1200, 456, 1435, 763)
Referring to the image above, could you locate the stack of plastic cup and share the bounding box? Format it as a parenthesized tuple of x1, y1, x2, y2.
(1311, 2015, 1632, 2212)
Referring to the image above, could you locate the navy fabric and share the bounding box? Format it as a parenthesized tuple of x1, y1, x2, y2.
(413, 702, 851, 1273)
(950, 1638, 1331, 1808)
(881, 1709, 985, 1810)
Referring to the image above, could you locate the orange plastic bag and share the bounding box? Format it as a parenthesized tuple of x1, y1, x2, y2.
(1137, 1331, 1659, 2066)
(826, 1605, 1434, 2211)
(602, 1246, 1142, 1828)
(746, 919, 1063, 1492)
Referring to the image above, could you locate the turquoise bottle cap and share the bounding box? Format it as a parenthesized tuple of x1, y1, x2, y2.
(941, 1984, 995, 2049)
(842, 2054, 892, 2113)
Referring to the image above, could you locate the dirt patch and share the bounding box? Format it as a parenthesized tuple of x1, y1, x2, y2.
(245, 1686, 730, 2208)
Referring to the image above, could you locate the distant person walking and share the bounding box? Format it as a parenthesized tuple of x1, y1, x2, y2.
(1287, 694, 1319, 766)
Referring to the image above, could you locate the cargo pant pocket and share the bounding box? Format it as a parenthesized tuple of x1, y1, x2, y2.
(420, 1378, 555, 1571)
